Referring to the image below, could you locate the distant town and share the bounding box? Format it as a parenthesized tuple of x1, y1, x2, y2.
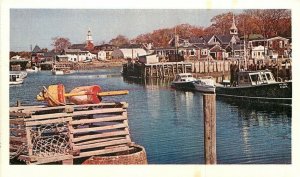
(9, 9, 291, 71)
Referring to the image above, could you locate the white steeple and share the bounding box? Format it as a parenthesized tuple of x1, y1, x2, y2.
(86, 28, 93, 44)
(230, 14, 238, 35)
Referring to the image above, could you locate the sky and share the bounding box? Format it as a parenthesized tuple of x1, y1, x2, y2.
(10, 9, 243, 51)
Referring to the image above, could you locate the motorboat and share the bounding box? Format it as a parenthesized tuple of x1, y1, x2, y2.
(171, 73, 197, 91)
(193, 76, 216, 93)
(52, 65, 73, 75)
(10, 72, 25, 85)
(26, 66, 41, 73)
(216, 70, 292, 105)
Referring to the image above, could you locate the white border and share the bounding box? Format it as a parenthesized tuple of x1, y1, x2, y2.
(1, 0, 299, 177)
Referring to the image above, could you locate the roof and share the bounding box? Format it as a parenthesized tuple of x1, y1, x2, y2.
(44, 50, 59, 57)
(32, 45, 42, 53)
(189, 37, 206, 44)
(241, 34, 264, 41)
(215, 35, 233, 44)
(65, 49, 86, 53)
(120, 44, 144, 49)
(69, 44, 86, 50)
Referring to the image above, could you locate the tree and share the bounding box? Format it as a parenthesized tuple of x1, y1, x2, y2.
(109, 35, 130, 46)
(52, 37, 71, 53)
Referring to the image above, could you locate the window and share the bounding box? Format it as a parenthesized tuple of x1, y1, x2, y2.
(269, 41, 272, 48)
(279, 41, 283, 48)
(191, 50, 195, 56)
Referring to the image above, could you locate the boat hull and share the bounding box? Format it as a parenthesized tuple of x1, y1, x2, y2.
(171, 81, 195, 91)
(194, 84, 216, 93)
(216, 81, 292, 105)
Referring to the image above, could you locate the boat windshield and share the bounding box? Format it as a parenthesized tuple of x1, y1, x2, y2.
(249, 73, 261, 85)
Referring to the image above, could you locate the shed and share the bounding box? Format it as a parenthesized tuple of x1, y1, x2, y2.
(138, 54, 159, 64)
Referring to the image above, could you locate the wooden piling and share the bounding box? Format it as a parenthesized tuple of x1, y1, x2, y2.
(203, 94, 217, 164)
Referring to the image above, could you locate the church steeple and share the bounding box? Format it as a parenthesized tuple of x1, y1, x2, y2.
(85, 28, 94, 51)
(86, 28, 93, 44)
(230, 14, 238, 35)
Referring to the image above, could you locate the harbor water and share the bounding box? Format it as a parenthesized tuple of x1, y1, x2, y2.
(9, 67, 291, 164)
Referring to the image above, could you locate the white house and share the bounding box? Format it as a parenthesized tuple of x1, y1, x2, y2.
(64, 49, 96, 62)
(138, 54, 159, 64)
(111, 48, 147, 59)
(251, 45, 266, 60)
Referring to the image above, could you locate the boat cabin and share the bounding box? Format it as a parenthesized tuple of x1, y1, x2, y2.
(237, 70, 276, 86)
(174, 73, 196, 82)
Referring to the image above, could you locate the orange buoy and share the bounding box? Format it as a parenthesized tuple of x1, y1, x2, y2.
(68, 85, 102, 105)
(37, 84, 129, 107)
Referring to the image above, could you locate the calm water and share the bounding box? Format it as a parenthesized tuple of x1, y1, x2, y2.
(9, 67, 291, 164)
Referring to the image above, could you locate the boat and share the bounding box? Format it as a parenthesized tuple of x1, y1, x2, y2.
(52, 65, 73, 75)
(193, 76, 216, 93)
(216, 70, 292, 105)
(171, 73, 197, 91)
(10, 72, 25, 85)
(26, 66, 41, 73)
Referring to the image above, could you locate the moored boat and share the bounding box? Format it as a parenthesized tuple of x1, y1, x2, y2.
(171, 73, 197, 91)
(193, 76, 216, 93)
(26, 66, 41, 73)
(10, 72, 25, 85)
(216, 70, 292, 105)
(52, 65, 73, 75)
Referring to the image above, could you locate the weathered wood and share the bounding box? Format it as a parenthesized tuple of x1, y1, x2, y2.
(203, 94, 217, 164)
(10, 111, 32, 118)
(71, 123, 127, 134)
(18, 155, 38, 162)
(73, 130, 129, 143)
(32, 155, 73, 165)
(75, 136, 126, 146)
(10, 136, 27, 143)
(74, 145, 132, 158)
(62, 158, 73, 165)
(25, 112, 70, 121)
(72, 108, 125, 116)
(122, 111, 131, 143)
(71, 115, 126, 125)
(73, 138, 130, 151)
(10, 118, 25, 125)
(25, 117, 72, 126)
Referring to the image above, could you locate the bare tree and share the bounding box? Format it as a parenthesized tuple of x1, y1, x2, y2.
(52, 37, 71, 53)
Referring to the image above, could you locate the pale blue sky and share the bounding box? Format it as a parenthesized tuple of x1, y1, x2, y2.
(10, 9, 243, 51)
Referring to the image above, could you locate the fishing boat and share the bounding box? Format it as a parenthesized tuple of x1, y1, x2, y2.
(26, 66, 41, 73)
(52, 65, 73, 75)
(193, 76, 216, 93)
(10, 72, 25, 85)
(171, 73, 197, 91)
(216, 70, 292, 105)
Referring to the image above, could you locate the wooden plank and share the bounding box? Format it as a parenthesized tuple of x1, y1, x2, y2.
(33, 155, 73, 165)
(25, 112, 70, 122)
(10, 128, 26, 134)
(75, 145, 131, 158)
(18, 155, 38, 162)
(25, 117, 72, 126)
(75, 136, 126, 146)
(72, 108, 125, 116)
(10, 136, 27, 143)
(122, 111, 131, 143)
(10, 111, 32, 118)
(73, 138, 130, 151)
(71, 123, 127, 134)
(71, 115, 126, 125)
(10, 118, 25, 125)
(73, 130, 129, 142)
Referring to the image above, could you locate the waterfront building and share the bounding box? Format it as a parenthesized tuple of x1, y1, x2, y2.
(94, 44, 117, 60)
(111, 44, 147, 59)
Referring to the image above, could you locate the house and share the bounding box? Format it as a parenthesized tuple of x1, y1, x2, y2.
(31, 45, 44, 64)
(111, 44, 147, 59)
(138, 54, 159, 64)
(266, 36, 289, 59)
(64, 49, 96, 62)
(94, 44, 117, 60)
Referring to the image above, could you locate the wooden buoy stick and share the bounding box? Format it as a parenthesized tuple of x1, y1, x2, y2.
(64, 90, 129, 97)
(203, 94, 217, 164)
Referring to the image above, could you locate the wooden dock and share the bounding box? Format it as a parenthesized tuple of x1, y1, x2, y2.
(10, 102, 139, 164)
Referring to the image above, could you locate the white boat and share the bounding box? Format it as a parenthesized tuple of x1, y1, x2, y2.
(171, 73, 197, 91)
(193, 76, 216, 93)
(52, 65, 73, 75)
(26, 66, 41, 73)
(10, 72, 25, 85)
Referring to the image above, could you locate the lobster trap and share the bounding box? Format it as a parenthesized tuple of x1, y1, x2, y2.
(10, 102, 134, 164)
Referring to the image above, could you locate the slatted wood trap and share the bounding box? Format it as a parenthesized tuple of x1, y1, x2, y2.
(10, 102, 134, 164)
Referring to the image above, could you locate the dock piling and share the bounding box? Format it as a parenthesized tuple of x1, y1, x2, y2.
(203, 94, 217, 164)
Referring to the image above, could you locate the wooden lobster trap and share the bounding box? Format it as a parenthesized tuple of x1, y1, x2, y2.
(10, 102, 133, 164)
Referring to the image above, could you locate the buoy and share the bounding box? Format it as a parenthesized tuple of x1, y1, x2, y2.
(37, 84, 129, 107)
